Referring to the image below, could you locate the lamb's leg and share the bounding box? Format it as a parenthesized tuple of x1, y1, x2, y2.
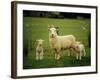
(36, 52, 39, 60)
(40, 51, 43, 60)
(83, 49, 86, 56)
(76, 53, 78, 60)
(70, 48, 74, 56)
(79, 52, 82, 60)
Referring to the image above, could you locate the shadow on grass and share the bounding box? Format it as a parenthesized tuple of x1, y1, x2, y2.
(23, 54, 91, 69)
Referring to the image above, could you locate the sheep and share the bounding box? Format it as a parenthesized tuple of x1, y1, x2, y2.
(71, 41, 86, 60)
(36, 39, 44, 60)
(48, 25, 76, 60)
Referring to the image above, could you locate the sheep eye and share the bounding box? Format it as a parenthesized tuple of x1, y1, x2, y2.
(54, 30, 57, 32)
(49, 30, 51, 32)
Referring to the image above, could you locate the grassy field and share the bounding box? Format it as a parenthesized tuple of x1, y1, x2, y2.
(23, 17, 91, 69)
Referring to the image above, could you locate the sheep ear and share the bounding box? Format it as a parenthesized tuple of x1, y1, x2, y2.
(41, 39, 44, 42)
(51, 25, 54, 28)
(36, 40, 38, 42)
(48, 24, 51, 30)
(76, 41, 81, 44)
(55, 26, 59, 30)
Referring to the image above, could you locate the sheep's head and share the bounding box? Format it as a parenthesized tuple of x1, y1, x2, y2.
(72, 41, 81, 50)
(48, 25, 58, 38)
(36, 39, 44, 47)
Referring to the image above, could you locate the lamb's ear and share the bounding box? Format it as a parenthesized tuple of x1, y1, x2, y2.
(48, 24, 50, 30)
(36, 40, 38, 42)
(55, 26, 59, 30)
(76, 41, 81, 44)
(51, 25, 54, 28)
(56, 26, 59, 29)
(42, 40, 45, 42)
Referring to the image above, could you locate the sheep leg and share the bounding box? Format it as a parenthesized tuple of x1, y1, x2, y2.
(57, 49, 61, 60)
(76, 53, 78, 60)
(55, 53, 57, 60)
(83, 49, 86, 56)
(70, 48, 74, 56)
(72, 50, 75, 57)
(57, 53, 60, 60)
(55, 53, 60, 60)
(54, 49, 57, 60)
(36, 52, 39, 60)
(70, 48, 72, 56)
(67, 49, 70, 56)
(40, 52, 43, 60)
(55, 49, 60, 60)
(79, 52, 82, 60)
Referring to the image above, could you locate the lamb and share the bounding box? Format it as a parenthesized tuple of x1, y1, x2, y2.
(72, 41, 86, 60)
(36, 39, 44, 60)
(48, 25, 76, 60)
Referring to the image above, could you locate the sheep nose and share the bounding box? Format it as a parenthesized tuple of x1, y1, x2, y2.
(51, 34, 54, 38)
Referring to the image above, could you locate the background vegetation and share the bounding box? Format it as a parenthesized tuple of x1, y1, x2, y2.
(23, 11, 91, 69)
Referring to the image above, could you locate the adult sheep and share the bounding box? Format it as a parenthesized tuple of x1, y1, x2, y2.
(48, 25, 76, 60)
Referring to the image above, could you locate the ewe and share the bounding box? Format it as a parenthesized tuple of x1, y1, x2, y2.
(48, 25, 76, 60)
(36, 39, 44, 60)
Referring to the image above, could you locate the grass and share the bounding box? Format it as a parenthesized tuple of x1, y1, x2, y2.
(23, 17, 91, 69)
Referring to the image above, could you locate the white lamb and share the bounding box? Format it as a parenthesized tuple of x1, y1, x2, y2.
(72, 41, 86, 60)
(48, 25, 76, 60)
(36, 39, 44, 60)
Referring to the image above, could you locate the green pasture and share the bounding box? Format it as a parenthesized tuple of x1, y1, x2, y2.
(23, 17, 91, 69)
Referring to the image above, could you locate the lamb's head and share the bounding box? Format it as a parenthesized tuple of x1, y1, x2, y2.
(36, 39, 44, 47)
(72, 41, 81, 50)
(48, 25, 58, 38)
